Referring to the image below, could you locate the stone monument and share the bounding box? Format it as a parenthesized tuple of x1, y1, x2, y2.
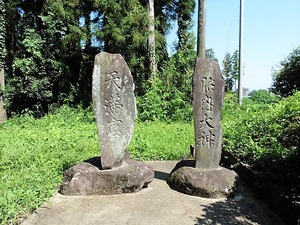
(92, 52, 136, 169)
(0, 68, 6, 123)
(60, 52, 154, 195)
(167, 59, 238, 198)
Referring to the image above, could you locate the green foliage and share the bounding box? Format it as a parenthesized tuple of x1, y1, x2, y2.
(222, 50, 239, 91)
(137, 79, 193, 122)
(130, 121, 193, 160)
(2, 0, 182, 114)
(222, 92, 300, 168)
(138, 44, 197, 122)
(0, 106, 99, 224)
(176, 0, 195, 51)
(97, 0, 149, 90)
(248, 89, 279, 104)
(6, 29, 53, 116)
(205, 48, 218, 62)
(272, 46, 300, 97)
(137, 47, 219, 123)
(276, 92, 300, 150)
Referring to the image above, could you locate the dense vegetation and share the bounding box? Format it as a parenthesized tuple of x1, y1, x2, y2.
(0, 1, 299, 224)
(1, 90, 300, 224)
(0, 0, 199, 117)
(272, 46, 300, 97)
(223, 91, 299, 168)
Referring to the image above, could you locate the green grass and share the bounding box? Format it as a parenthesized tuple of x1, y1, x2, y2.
(0, 106, 100, 224)
(130, 121, 193, 160)
(0, 106, 193, 224)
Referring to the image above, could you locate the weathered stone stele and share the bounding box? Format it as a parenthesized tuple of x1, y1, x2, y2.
(60, 52, 154, 196)
(167, 58, 238, 198)
(92, 52, 136, 169)
(193, 58, 224, 169)
(0, 68, 7, 123)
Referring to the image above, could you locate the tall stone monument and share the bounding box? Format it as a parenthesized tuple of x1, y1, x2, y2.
(0, 68, 6, 123)
(92, 52, 136, 169)
(60, 52, 154, 195)
(193, 59, 223, 169)
(167, 59, 238, 198)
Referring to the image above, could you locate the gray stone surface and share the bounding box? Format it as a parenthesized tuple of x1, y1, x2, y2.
(22, 161, 285, 225)
(167, 161, 238, 198)
(0, 68, 6, 123)
(167, 59, 237, 199)
(193, 59, 224, 169)
(92, 52, 136, 169)
(60, 158, 154, 195)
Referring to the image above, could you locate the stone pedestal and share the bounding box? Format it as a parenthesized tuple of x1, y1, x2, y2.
(60, 157, 154, 195)
(167, 160, 238, 198)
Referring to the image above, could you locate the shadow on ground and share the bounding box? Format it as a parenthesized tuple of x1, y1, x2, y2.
(154, 171, 169, 181)
(194, 199, 268, 225)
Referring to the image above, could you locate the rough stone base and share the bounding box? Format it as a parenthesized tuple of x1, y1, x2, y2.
(167, 160, 238, 198)
(60, 157, 154, 195)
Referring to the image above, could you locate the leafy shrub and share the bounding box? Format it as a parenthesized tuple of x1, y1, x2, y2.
(222, 91, 300, 168)
(272, 46, 300, 97)
(248, 89, 279, 104)
(137, 79, 193, 122)
(276, 92, 300, 151)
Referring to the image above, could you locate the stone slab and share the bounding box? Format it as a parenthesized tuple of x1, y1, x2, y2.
(167, 160, 238, 198)
(193, 59, 225, 169)
(92, 52, 136, 169)
(60, 157, 154, 195)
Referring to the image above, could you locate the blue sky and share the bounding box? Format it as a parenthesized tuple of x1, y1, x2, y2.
(167, 0, 300, 91)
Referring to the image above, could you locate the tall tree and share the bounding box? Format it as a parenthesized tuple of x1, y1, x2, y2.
(153, 0, 176, 69)
(0, 0, 7, 121)
(2, 0, 180, 115)
(176, 0, 195, 51)
(222, 53, 233, 91)
(96, 0, 149, 94)
(231, 50, 239, 90)
(272, 46, 300, 97)
(0, 0, 5, 70)
(222, 50, 239, 92)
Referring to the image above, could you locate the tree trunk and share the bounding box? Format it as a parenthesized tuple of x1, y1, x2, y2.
(0, 68, 6, 122)
(197, 0, 206, 59)
(147, 0, 156, 79)
(0, 0, 6, 122)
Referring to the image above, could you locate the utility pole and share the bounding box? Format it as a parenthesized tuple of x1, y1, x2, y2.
(238, 0, 244, 105)
(197, 0, 206, 59)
